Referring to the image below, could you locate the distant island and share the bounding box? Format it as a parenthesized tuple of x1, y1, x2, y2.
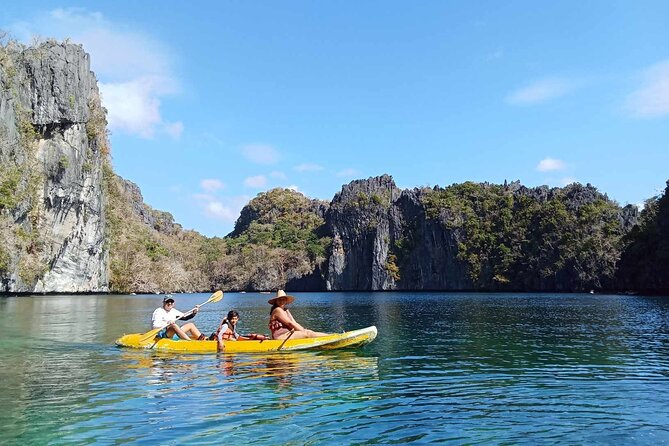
(1, 40, 667, 295)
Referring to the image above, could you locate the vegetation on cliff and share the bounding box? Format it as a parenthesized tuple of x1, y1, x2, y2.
(616, 181, 669, 294)
(209, 188, 331, 291)
(104, 167, 211, 293)
(0, 38, 49, 287)
(420, 182, 630, 291)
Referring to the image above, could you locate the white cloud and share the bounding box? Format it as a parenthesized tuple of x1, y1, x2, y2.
(194, 194, 249, 223)
(536, 157, 566, 172)
(100, 76, 177, 138)
(506, 78, 576, 105)
(294, 163, 324, 172)
(242, 144, 279, 164)
(336, 168, 360, 178)
(627, 60, 669, 118)
(200, 179, 225, 193)
(560, 177, 577, 186)
(244, 175, 268, 188)
(204, 201, 238, 222)
(8, 8, 180, 139)
(287, 185, 300, 191)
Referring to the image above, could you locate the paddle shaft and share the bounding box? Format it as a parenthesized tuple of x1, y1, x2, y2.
(277, 329, 296, 351)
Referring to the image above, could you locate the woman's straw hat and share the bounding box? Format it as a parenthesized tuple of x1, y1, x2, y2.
(268, 289, 295, 305)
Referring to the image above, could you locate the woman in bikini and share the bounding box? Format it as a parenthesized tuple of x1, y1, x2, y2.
(268, 290, 329, 340)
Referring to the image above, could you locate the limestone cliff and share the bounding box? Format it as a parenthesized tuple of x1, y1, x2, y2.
(324, 175, 637, 292)
(0, 41, 109, 292)
(325, 175, 470, 290)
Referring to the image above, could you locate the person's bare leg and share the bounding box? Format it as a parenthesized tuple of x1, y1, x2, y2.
(181, 322, 203, 340)
(286, 329, 329, 339)
(167, 324, 191, 340)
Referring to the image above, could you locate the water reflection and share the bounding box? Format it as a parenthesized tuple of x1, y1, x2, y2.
(2, 292, 669, 444)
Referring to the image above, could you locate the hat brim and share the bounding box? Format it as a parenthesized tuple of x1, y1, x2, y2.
(268, 295, 295, 305)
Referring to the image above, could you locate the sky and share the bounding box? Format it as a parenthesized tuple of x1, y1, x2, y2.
(2, 1, 669, 237)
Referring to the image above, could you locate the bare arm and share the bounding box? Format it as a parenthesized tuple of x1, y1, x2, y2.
(274, 308, 305, 331)
(276, 308, 305, 331)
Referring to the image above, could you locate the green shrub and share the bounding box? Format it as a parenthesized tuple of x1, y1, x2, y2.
(0, 166, 21, 209)
(58, 155, 69, 170)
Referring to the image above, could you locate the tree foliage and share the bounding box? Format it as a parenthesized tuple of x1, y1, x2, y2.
(617, 180, 669, 293)
(421, 182, 626, 290)
(214, 188, 331, 290)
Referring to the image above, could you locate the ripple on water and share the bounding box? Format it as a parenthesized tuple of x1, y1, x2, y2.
(3, 292, 669, 444)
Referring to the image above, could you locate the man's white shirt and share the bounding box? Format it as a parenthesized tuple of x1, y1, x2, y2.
(152, 307, 184, 328)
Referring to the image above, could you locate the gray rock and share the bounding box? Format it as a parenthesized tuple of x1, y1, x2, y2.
(0, 41, 108, 292)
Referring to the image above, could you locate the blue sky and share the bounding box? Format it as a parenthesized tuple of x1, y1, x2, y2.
(3, 2, 669, 237)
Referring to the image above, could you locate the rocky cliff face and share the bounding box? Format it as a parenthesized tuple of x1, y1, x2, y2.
(324, 175, 637, 292)
(0, 41, 108, 292)
(325, 175, 471, 290)
(119, 177, 182, 236)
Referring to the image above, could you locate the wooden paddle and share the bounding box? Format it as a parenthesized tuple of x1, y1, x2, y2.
(139, 290, 223, 343)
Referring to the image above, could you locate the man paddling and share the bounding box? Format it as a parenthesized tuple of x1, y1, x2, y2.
(152, 295, 206, 341)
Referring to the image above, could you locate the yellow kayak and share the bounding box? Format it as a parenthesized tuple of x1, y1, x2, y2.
(115, 326, 377, 353)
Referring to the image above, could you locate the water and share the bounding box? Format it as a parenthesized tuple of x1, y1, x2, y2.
(1, 292, 669, 444)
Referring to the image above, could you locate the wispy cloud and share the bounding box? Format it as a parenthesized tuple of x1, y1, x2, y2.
(194, 194, 249, 223)
(8, 8, 181, 139)
(626, 60, 669, 118)
(536, 157, 566, 172)
(244, 175, 268, 188)
(336, 168, 360, 178)
(506, 78, 577, 105)
(197, 132, 225, 147)
(200, 179, 225, 193)
(270, 171, 287, 180)
(204, 201, 237, 221)
(294, 163, 324, 172)
(100, 76, 177, 138)
(242, 144, 279, 164)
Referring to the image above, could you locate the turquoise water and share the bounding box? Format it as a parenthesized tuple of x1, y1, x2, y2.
(1, 292, 669, 444)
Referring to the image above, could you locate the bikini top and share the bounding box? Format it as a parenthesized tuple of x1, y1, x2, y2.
(268, 309, 292, 333)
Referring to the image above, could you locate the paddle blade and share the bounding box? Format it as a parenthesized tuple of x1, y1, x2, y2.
(138, 326, 162, 343)
(207, 290, 223, 304)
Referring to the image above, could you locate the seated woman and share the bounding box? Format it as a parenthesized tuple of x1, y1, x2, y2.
(211, 310, 268, 351)
(268, 290, 329, 340)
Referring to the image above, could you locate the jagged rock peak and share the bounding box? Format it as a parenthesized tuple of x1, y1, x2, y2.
(118, 176, 181, 235)
(332, 174, 401, 204)
(6, 40, 95, 126)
